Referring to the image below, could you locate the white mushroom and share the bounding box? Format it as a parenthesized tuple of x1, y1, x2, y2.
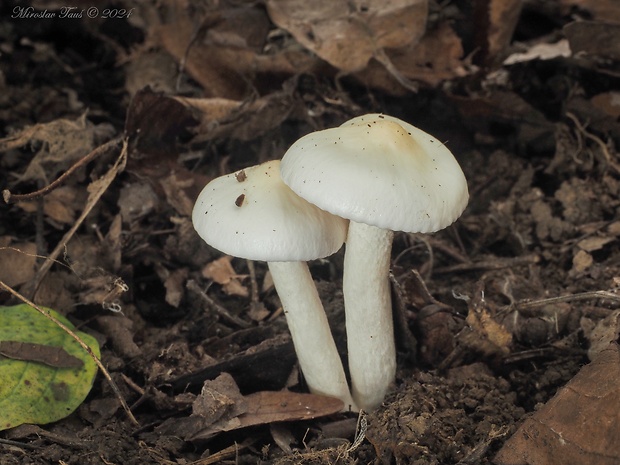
(280, 114, 469, 410)
(192, 160, 356, 410)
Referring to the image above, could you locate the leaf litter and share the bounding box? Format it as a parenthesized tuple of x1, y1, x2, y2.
(1, 0, 620, 464)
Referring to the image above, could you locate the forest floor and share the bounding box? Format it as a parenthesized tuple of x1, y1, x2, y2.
(1, 1, 620, 464)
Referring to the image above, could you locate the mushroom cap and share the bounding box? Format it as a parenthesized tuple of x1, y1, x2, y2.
(192, 160, 348, 262)
(280, 113, 469, 233)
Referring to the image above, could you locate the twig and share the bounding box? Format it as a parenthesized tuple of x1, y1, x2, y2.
(434, 254, 540, 274)
(0, 280, 139, 426)
(18, 140, 127, 300)
(3, 136, 123, 204)
(186, 279, 252, 328)
(507, 289, 620, 312)
(0, 438, 38, 450)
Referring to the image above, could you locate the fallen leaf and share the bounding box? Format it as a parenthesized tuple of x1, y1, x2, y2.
(46, 186, 81, 226)
(0, 341, 83, 368)
(577, 236, 615, 252)
(189, 389, 344, 441)
(202, 256, 248, 297)
(125, 88, 199, 158)
(96, 315, 141, 359)
(181, 88, 298, 142)
(465, 283, 512, 354)
(0, 304, 100, 431)
(238, 390, 344, 426)
(118, 182, 160, 223)
(586, 311, 620, 361)
(494, 343, 620, 465)
(0, 239, 37, 287)
(266, 0, 428, 73)
(3, 114, 115, 185)
(572, 249, 593, 274)
(160, 172, 196, 217)
(163, 268, 189, 308)
(354, 21, 465, 93)
(154, 9, 313, 99)
(480, 0, 524, 64)
(564, 21, 620, 60)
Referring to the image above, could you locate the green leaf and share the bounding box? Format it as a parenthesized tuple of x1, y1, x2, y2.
(0, 304, 100, 431)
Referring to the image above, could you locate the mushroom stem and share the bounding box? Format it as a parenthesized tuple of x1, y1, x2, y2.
(268, 261, 357, 411)
(343, 221, 396, 411)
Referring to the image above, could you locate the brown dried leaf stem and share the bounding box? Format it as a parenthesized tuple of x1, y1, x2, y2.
(0, 280, 139, 426)
(3, 136, 123, 204)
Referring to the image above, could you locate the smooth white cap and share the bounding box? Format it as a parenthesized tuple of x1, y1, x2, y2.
(280, 113, 469, 233)
(192, 160, 348, 262)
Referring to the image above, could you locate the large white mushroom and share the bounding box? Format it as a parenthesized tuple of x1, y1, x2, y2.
(280, 114, 469, 411)
(192, 160, 356, 410)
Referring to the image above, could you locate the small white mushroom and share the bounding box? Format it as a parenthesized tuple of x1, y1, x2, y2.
(280, 114, 469, 411)
(192, 160, 356, 410)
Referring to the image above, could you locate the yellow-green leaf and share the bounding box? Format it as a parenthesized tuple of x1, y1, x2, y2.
(0, 304, 100, 431)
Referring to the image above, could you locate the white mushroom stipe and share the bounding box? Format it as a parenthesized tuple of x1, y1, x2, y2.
(281, 114, 469, 411)
(268, 261, 353, 404)
(192, 160, 356, 411)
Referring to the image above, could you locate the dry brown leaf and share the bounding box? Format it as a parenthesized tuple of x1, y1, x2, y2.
(494, 343, 620, 465)
(354, 21, 465, 94)
(163, 268, 189, 308)
(0, 341, 83, 368)
(586, 311, 620, 361)
(104, 214, 123, 273)
(237, 390, 344, 426)
(202, 256, 239, 284)
(179, 89, 297, 142)
(96, 315, 141, 359)
(266, 0, 427, 73)
(4, 114, 115, 185)
(42, 186, 80, 226)
(466, 286, 512, 354)
(124, 51, 180, 96)
(564, 21, 620, 60)
(15, 186, 81, 229)
(125, 89, 199, 158)
(0, 239, 37, 287)
(571, 249, 593, 274)
(577, 236, 615, 252)
(118, 182, 160, 223)
(202, 256, 248, 297)
(189, 389, 344, 441)
(485, 0, 524, 63)
(160, 172, 195, 217)
(151, 7, 260, 98)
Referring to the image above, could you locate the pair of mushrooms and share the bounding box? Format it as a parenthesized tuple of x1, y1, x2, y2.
(192, 114, 469, 412)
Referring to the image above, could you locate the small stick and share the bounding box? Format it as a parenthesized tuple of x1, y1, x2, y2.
(186, 279, 252, 328)
(3, 137, 122, 204)
(19, 141, 127, 300)
(508, 289, 620, 312)
(433, 254, 540, 274)
(0, 280, 139, 426)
